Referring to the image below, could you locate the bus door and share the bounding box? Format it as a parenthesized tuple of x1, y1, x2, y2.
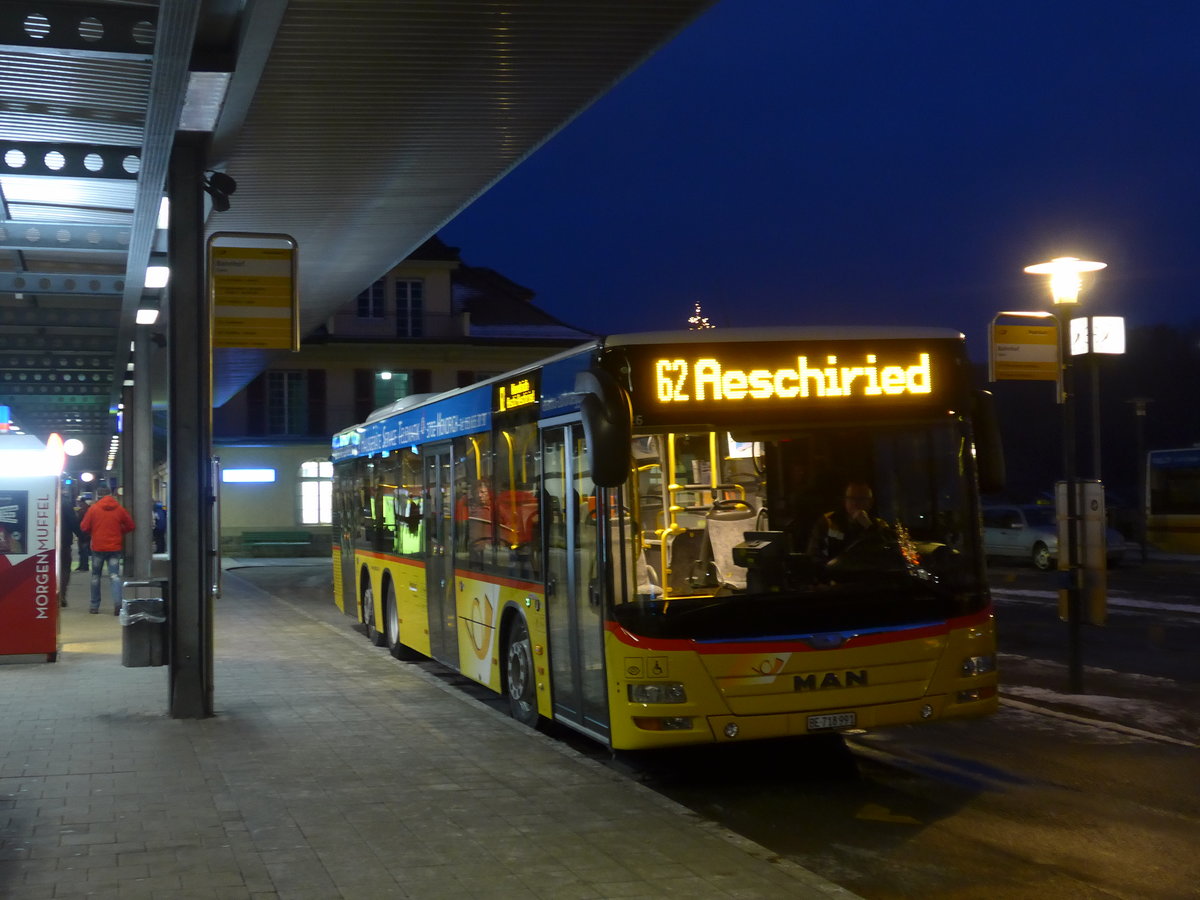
(423, 444, 459, 668)
(542, 423, 609, 741)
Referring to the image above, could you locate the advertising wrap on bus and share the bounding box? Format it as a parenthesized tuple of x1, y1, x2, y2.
(333, 387, 492, 462)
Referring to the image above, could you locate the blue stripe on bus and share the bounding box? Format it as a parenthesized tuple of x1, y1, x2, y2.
(693, 620, 946, 645)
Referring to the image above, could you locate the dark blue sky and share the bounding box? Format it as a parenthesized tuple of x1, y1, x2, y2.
(442, 0, 1200, 355)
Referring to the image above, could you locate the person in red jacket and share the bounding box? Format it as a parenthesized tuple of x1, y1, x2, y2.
(79, 486, 136, 615)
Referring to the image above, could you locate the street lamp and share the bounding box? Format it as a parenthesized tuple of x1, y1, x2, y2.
(1023, 256, 1105, 694)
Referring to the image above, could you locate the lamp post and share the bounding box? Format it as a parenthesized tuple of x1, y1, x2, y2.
(1022, 256, 1106, 694)
(1127, 397, 1152, 564)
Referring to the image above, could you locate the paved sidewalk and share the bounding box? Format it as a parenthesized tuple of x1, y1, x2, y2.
(0, 565, 858, 900)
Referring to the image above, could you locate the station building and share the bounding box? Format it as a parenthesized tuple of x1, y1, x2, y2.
(207, 236, 592, 557)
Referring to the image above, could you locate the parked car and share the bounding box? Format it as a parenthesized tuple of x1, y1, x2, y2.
(981, 504, 1127, 570)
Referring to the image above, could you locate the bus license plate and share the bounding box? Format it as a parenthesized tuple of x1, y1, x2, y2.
(807, 712, 856, 731)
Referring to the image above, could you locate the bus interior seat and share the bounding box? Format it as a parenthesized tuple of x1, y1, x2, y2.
(609, 518, 661, 601)
(706, 500, 756, 589)
(664, 528, 708, 594)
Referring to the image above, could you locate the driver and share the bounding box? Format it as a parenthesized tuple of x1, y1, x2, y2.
(807, 481, 890, 561)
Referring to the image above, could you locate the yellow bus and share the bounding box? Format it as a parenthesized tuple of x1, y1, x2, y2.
(331, 327, 1002, 750)
(1147, 447, 1200, 553)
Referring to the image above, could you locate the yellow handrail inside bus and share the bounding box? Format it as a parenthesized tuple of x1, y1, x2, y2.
(501, 430, 518, 546)
(467, 435, 481, 474)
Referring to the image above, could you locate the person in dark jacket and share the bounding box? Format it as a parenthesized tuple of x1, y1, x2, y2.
(79, 486, 135, 615)
(74, 495, 91, 571)
(807, 481, 890, 560)
(58, 494, 81, 607)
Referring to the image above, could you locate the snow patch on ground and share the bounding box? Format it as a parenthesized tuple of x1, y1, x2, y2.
(992, 589, 1200, 615)
(999, 653, 1182, 688)
(1003, 684, 1185, 732)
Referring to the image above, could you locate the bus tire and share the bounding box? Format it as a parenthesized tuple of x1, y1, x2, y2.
(504, 615, 540, 727)
(363, 581, 386, 647)
(385, 581, 421, 661)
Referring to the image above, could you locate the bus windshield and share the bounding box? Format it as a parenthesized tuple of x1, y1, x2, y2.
(611, 419, 985, 640)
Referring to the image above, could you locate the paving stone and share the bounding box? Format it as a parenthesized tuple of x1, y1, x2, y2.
(0, 562, 857, 900)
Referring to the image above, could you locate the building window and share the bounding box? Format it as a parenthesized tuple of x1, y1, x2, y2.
(267, 371, 308, 435)
(396, 279, 424, 337)
(299, 459, 333, 525)
(354, 368, 430, 423)
(374, 370, 412, 407)
(357, 279, 386, 318)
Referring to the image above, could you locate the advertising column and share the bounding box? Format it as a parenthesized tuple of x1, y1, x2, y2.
(0, 431, 63, 662)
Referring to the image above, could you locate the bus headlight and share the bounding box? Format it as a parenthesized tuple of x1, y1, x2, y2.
(961, 654, 996, 677)
(628, 682, 687, 704)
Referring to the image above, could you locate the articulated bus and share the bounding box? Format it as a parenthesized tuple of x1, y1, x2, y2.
(1147, 447, 1200, 553)
(330, 327, 1003, 750)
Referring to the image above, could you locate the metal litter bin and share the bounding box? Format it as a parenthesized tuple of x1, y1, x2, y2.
(121, 579, 168, 667)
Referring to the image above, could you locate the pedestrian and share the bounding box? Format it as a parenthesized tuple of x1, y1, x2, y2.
(79, 486, 135, 615)
(58, 493, 81, 608)
(74, 494, 92, 571)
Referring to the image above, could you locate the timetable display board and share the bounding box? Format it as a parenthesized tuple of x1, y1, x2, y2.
(209, 233, 299, 350)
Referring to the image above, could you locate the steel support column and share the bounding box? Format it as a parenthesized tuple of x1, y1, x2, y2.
(167, 133, 213, 718)
(125, 334, 154, 579)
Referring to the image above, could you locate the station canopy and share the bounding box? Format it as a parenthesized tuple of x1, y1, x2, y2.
(0, 0, 713, 475)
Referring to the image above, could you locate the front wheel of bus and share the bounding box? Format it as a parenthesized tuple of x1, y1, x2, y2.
(505, 616, 539, 727)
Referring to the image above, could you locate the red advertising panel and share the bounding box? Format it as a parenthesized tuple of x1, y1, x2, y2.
(0, 476, 59, 659)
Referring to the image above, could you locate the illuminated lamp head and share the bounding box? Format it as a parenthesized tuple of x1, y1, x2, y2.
(1023, 257, 1106, 305)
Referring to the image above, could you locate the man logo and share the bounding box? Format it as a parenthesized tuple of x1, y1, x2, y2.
(794, 670, 868, 691)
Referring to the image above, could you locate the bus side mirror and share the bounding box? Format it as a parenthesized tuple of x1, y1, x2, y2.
(576, 367, 633, 488)
(972, 389, 1005, 495)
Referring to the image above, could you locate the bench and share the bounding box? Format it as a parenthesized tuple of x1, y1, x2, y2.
(241, 530, 313, 556)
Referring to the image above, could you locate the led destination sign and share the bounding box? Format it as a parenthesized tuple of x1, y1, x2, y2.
(616, 339, 961, 427)
(495, 373, 539, 413)
(655, 352, 932, 403)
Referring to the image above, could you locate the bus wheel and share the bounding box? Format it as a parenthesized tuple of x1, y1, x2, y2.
(504, 616, 540, 727)
(363, 582, 386, 647)
(1031, 542, 1053, 571)
(385, 582, 421, 661)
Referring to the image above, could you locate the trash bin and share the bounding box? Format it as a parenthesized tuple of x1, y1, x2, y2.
(121, 579, 168, 668)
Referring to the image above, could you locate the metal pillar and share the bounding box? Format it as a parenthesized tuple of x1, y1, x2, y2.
(1057, 313, 1084, 694)
(1089, 352, 1102, 481)
(1131, 398, 1150, 563)
(167, 133, 214, 718)
(124, 335, 154, 579)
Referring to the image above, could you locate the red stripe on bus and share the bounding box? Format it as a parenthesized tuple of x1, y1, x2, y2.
(605, 605, 993, 654)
